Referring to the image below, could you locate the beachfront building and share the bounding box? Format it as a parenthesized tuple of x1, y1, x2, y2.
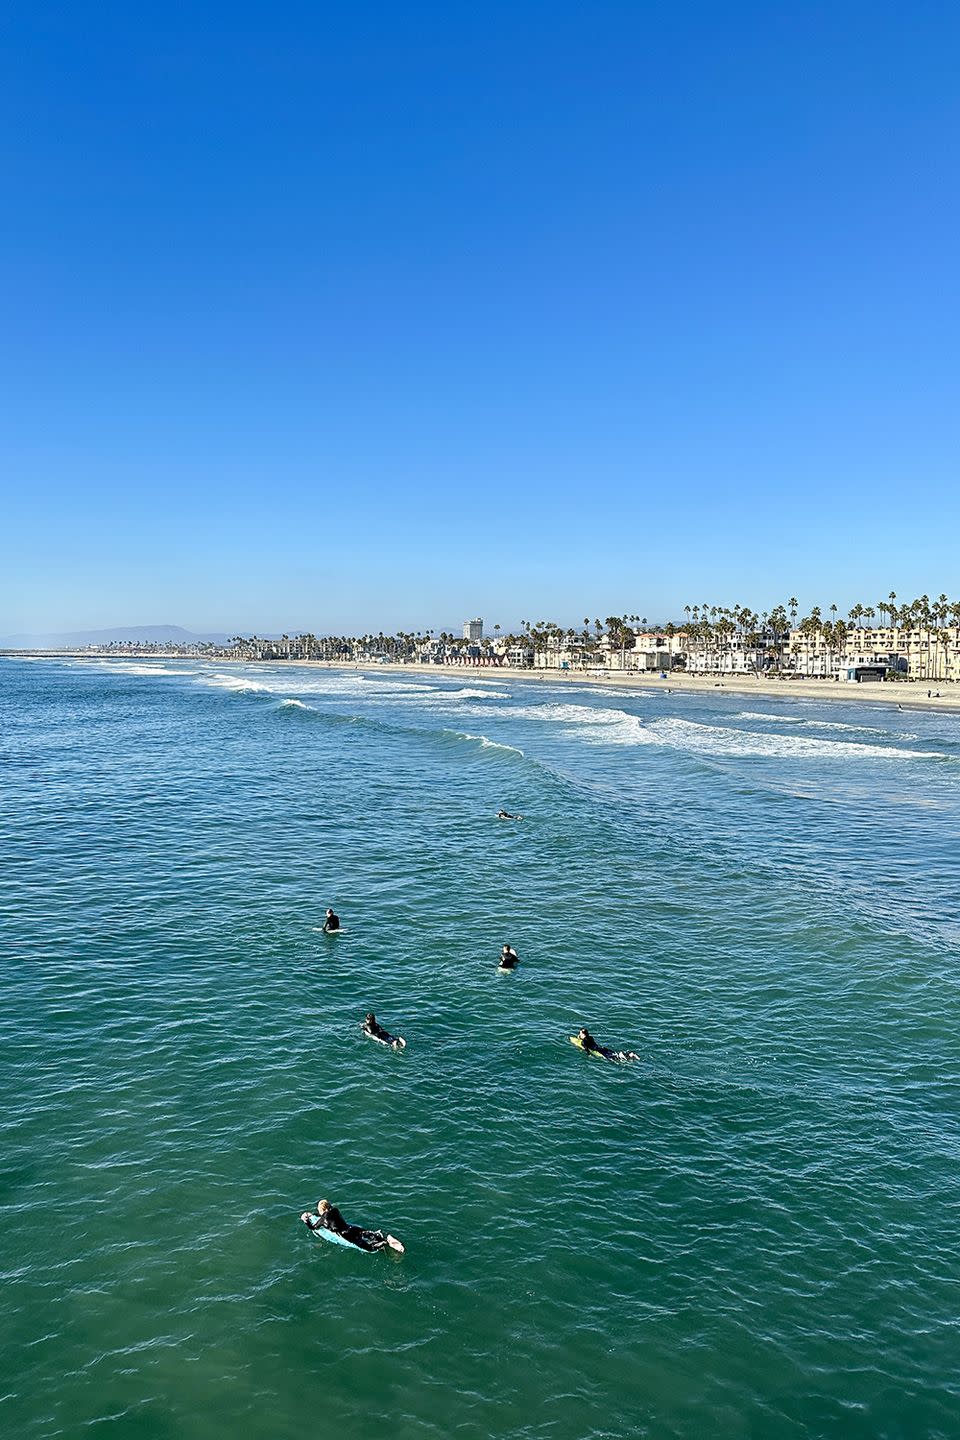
(788, 625, 960, 681)
(683, 634, 780, 674)
(631, 630, 687, 672)
(526, 629, 686, 674)
(463, 618, 483, 643)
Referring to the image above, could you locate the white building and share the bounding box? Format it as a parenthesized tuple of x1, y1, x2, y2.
(463, 618, 483, 643)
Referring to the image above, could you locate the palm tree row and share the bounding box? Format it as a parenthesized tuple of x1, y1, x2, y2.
(678, 592, 960, 679)
(227, 591, 960, 680)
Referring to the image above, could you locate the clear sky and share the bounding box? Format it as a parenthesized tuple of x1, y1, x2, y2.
(1, 1, 958, 636)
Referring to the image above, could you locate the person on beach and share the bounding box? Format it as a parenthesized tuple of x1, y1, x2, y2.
(322, 908, 340, 932)
(301, 1198, 404, 1253)
(576, 1027, 638, 1062)
(362, 1012, 406, 1049)
(498, 944, 519, 970)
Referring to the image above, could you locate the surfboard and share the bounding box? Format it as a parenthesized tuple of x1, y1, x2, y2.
(312, 926, 346, 934)
(569, 1034, 604, 1058)
(303, 1219, 365, 1250)
(363, 1030, 406, 1049)
(569, 1035, 636, 1062)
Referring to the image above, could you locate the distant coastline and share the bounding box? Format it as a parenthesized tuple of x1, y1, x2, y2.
(7, 650, 960, 713)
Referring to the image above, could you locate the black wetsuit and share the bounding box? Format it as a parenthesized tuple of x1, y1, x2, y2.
(306, 1207, 390, 1252)
(581, 1033, 635, 1062)
(323, 913, 340, 932)
(499, 950, 519, 969)
(363, 1019, 401, 1046)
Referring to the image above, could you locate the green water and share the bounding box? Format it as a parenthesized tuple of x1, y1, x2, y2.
(2, 659, 959, 1438)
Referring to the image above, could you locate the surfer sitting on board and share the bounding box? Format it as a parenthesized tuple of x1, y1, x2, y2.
(362, 1013, 406, 1049)
(575, 1027, 638, 1063)
(498, 944, 519, 970)
(322, 908, 340, 933)
(301, 1198, 404, 1253)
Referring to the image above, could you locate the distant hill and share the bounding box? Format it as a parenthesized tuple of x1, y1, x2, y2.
(0, 625, 232, 648)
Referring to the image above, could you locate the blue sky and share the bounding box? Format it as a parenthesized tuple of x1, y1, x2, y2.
(1, 1, 958, 635)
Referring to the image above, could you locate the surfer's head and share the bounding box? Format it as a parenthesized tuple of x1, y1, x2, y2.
(365, 1013, 376, 1026)
(317, 1199, 331, 1215)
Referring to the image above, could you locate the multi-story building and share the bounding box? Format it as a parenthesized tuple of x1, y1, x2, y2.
(788, 625, 960, 680)
(463, 618, 483, 643)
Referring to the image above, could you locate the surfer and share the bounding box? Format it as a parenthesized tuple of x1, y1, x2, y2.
(498, 944, 519, 970)
(301, 1198, 404, 1253)
(362, 1013, 406, 1049)
(497, 809, 522, 820)
(322, 908, 340, 933)
(576, 1027, 638, 1062)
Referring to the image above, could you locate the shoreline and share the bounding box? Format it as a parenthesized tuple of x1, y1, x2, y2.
(12, 652, 960, 714)
(316, 661, 960, 712)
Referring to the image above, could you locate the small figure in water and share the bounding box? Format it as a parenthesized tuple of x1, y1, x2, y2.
(576, 1027, 638, 1063)
(497, 809, 522, 820)
(322, 908, 340, 933)
(362, 1012, 406, 1049)
(498, 944, 519, 970)
(301, 1198, 404, 1253)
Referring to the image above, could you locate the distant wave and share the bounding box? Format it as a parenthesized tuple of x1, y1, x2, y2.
(455, 702, 650, 746)
(434, 687, 510, 700)
(735, 711, 919, 740)
(87, 661, 196, 677)
(279, 698, 309, 709)
(736, 710, 805, 724)
(643, 717, 946, 762)
(453, 701, 947, 761)
(200, 672, 274, 694)
(445, 730, 525, 757)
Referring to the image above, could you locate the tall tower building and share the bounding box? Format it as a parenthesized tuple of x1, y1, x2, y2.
(463, 618, 483, 643)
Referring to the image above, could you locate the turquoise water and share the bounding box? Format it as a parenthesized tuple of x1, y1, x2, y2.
(2, 658, 959, 1440)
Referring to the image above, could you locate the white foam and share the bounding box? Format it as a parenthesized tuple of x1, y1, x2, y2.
(736, 711, 805, 724)
(642, 717, 945, 762)
(436, 687, 510, 700)
(279, 698, 309, 709)
(452, 702, 652, 746)
(451, 730, 525, 756)
(735, 711, 918, 740)
(201, 673, 274, 693)
(89, 662, 188, 677)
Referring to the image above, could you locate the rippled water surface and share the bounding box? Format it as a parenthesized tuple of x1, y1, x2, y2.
(2, 658, 959, 1439)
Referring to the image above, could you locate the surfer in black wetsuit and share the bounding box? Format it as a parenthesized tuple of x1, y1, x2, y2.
(498, 944, 519, 970)
(362, 1013, 406, 1049)
(301, 1198, 404, 1252)
(577, 1027, 638, 1062)
(322, 908, 340, 933)
(497, 809, 522, 820)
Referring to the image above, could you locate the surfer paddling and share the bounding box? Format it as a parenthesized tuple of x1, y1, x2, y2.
(362, 1013, 406, 1049)
(498, 944, 519, 970)
(574, 1027, 638, 1063)
(301, 1198, 404, 1253)
(497, 809, 522, 820)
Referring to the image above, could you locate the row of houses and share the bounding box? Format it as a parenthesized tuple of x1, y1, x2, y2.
(228, 624, 960, 682)
(452, 626, 959, 682)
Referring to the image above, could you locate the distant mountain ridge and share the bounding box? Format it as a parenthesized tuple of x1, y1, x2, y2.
(0, 625, 232, 648)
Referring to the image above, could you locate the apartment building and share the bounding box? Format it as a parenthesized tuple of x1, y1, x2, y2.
(788, 626, 960, 680)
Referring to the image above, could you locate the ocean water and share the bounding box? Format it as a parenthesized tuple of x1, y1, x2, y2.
(2, 658, 959, 1440)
